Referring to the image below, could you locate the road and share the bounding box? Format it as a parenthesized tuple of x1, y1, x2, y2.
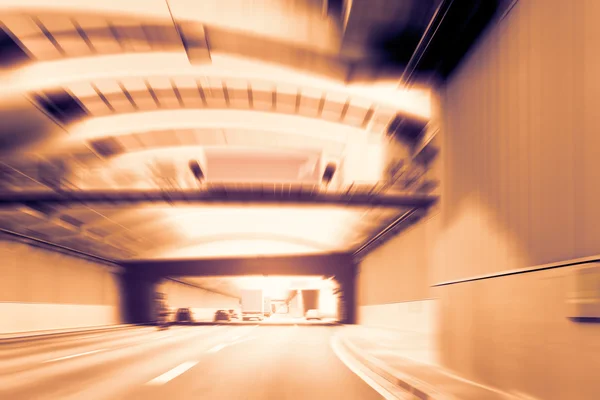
(0, 325, 386, 400)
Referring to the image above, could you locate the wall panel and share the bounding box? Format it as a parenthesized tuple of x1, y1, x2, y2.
(437, 265, 600, 399)
(440, 0, 599, 283)
(434, 0, 600, 398)
(160, 279, 240, 322)
(357, 0, 600, 398)
(577, 0, 600, 257)
(0, 239, 122, 333)
(357, 215, 435, 307)
(357, 214, 440, 336)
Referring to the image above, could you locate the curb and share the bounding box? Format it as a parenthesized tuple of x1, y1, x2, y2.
(0, 324, 142, 344)
(337, 333, 450, 400)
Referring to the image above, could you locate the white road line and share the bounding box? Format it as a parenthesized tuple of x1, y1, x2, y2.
(437, 368, 512, 396)
(43, 348, 105, 363)
(207, 343, 227, 353)
(330, 336, 401, 400)
(146, 361, 198, 385)
(39, 327, 214, 366)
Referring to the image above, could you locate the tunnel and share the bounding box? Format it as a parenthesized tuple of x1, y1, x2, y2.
(119, 254, 357, 324)
(1, 0, 600, 399)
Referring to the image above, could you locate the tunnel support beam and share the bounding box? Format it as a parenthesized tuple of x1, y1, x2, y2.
(0, 188, 437, 209)
(120, 253, 357, 323)
(121, 253, 355, 278)
(335, 263, 357, 324)
(120, 272, 161, 324)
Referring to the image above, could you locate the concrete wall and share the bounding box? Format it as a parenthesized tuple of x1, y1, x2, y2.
(0, 238, 122, 334)
(357, 215, 440, 339)
(160, 279, 239, 322)
(433, 1, 600, 398)
(436, 263, 600, 400)
(124, 253, 358, 323)
(438, 0, 600, 281)
(357, 1, 600, 398)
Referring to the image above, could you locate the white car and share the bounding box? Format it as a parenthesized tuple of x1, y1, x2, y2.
(305, 309, 321, 320)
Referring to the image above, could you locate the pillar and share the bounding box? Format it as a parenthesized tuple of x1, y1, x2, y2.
(335, 263, 357, 324)
(120, 272, 161, 324)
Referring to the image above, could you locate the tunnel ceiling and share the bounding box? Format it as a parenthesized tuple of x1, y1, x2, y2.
(0, 0, 498, 262)
(178, 275, 328, 299)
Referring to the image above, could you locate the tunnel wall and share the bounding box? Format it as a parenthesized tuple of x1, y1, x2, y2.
(122, 253, 357, 323)
(356, 214, 440, 344)
(160, 279, 240, 322)
(358, 1, 600, 398)
(0, 238, 122, 334)
(432, 0, 600, 397)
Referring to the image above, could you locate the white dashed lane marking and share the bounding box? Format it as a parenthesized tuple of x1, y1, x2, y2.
(43, 349, 106, 363)
(207, 344, 227, 353)
(146, 361, 198, 385)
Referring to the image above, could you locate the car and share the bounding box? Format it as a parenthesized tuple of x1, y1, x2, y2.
(242, 314, 263, 321)
(214, 310, 231, 322)
(175, 308, 194, 323)
(305, 309, 321, 320)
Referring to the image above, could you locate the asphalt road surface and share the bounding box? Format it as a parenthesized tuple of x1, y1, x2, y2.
(0, 325, 386, 400)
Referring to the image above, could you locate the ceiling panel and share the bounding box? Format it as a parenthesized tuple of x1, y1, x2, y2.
(251, 90, 273, 111)
(171, 76, 197, 89)
(276, 90, 297, 114)
(78, 96, 112, 116)
(67, 82, 98, 98)
(172, 130, 197, 146)
(40, 15, 92, 58)
(1, 15, 39, 38)
(141, 23, 181, 51)
(1, 15, 61, 60)
(93, 79, 122, 95)
(203, 83, 228, 108)
(116, 134, 144, 152)
(321, 99, 344, 122)
(0, 210, 46, 228)
(174, 78, 204, 108)
(154, 87, 181, 109)
(125, 85, 158, 112)
(120, 77, 148, 92)
(227, 88, 250, 109)
(103, 91, 136, 113)
(343, 105, 369, 127)
(179, 87, 205, 108)
(0, 189, 410, 260)
(111, 19, 152, 52)
(298, 94, 321, 118)
(148, 130, 180, 148)
(16, 35, 62, 61)
(192, 129, 227, 146)
(75, 15, 121, 52)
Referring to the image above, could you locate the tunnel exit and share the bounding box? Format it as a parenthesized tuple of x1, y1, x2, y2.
(163, 275, 341, 324)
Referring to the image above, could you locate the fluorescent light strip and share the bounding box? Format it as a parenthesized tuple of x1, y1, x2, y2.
(0, 0, 169, 17)
(65, 109, 362, 142)
(2, 52, 431, 118)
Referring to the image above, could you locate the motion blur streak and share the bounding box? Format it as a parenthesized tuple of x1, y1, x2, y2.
(0, 326, 385, 400)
